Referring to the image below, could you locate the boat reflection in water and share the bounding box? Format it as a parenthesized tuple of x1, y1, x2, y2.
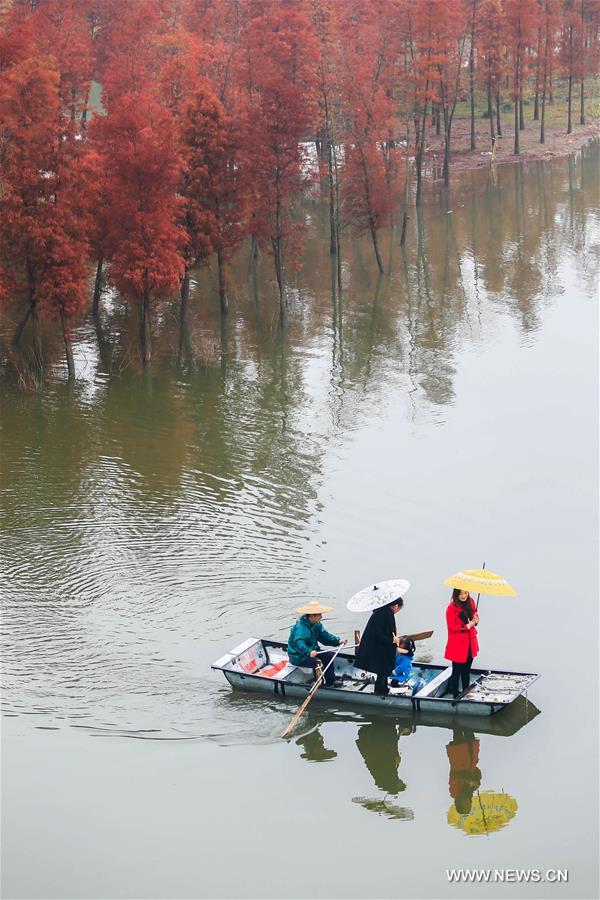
(295, 696, 539, 827)
(351, 719, 415, 821)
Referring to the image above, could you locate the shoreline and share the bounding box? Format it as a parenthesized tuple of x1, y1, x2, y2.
(422, 118, 598, 179)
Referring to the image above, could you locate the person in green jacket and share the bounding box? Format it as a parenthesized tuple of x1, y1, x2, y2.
(287, 601, 347, 686)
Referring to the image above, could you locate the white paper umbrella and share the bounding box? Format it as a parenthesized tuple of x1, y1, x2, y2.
(347, 579, 411, 612)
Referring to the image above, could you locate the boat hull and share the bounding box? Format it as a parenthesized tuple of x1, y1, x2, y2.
(223, 669, 502, 716)
(213, 639, 539, 721)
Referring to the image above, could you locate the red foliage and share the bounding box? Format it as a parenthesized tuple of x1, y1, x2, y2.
(179, 84, 247, 268)
(0, 53, 97, 326)
(236, 0, 319, 297)
(90, 90, 186, 307)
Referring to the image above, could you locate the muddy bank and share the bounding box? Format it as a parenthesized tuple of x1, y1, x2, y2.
(424, 115, 598, 178)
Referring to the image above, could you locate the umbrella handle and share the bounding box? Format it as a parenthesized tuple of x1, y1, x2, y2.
(476, 561, 486, 610)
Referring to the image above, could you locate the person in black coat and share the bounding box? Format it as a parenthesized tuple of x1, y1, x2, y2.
(354, 598, 405, 695)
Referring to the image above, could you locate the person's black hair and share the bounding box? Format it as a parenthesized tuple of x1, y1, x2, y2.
(397, 635, 415, 656)
(451, 588, 475, 624)
(389, 596, 404, 610)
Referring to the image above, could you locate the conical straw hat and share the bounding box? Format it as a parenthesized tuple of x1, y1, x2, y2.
(296, 600, 333, 615)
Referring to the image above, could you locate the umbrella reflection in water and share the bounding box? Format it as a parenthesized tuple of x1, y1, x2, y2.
(446, 727, 518, 836)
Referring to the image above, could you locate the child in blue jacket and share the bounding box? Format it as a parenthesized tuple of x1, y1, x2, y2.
(391, 636, 415, 683)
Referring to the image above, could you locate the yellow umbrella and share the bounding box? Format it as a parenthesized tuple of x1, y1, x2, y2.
(447, 791, 518, 836)
(443, 568, 517, 598)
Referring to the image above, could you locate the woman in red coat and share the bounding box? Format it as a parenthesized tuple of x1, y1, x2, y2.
(445, 589, 479, 698)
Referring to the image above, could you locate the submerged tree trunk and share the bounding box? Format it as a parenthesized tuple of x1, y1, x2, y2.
(217, 250, 228, 315)
(247, 235, 259, 278)
(11, 304, 32, 348)
(60, 306, 75, 380)
(415, 100, 428, 208)
(92, 258, 103, 316)
(180, 269, 190, 327)
(327, 141, 336, 256)
(369, 219, 385, 274)
(271, 236, 286, 321)
(400, 152, 411, 248)
(31, 304, 43, 372)
(140, 291, 152, 365)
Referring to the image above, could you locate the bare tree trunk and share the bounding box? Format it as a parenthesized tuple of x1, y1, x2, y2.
(580, 0, 586, 124)
(178, 269, 191, 367)
(469, 1, 477, 151)
(514, 43, 521, 155)
(11, 305, 32, 348)
(92, 258, 103, 316)
(31, 305, 43, 372)
(487, 78, 496, 144)
(567, 25, 574, 134)
(247, 235, 259, 278)
(519, 98, 525, 130)
(140, 291, 152, 365)
(415, 99, 429, 207)
(534, 26, 541, 120)
(540, 6, 549, 145)
(496, 88, 502, 137)
(59, 306, 75, 380)
(369, 219, 385, 274)
(80, 84, 90, 132)
(271, 236, 286, 321)
(400, 151, 411, 248)
(327, 140, 336, 257)
(180, 269, 190, 327)
(217, 250, 228, 315)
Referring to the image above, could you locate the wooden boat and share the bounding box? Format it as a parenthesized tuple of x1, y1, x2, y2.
(212, 638, 540, 718)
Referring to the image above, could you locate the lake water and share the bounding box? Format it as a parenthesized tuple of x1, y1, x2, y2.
(1, 148, 599, 899)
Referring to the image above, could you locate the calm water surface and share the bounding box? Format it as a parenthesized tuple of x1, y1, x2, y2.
(1, 149, 599, 899)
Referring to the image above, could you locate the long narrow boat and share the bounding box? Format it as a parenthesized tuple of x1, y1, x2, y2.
(212, 638, 539, 718)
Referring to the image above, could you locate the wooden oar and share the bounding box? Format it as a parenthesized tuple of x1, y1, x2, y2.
(406, 630, 433, 641)
(281, 645, 345, 739)
(315, 631, 433, 653)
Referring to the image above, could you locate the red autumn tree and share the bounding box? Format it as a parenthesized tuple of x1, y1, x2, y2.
(401, 0, 438, 205)
(91, 90, 186, 365)
(336, 0, 401, 272)
(0, 52, 97, 377)
(237, 0, 318, 320)
(179, 84, 247, 318)
(538, 0, 559, 143)
(28, 0, 93, 129)
(503, 0, 538, 153)
(431, 0, 468, 185)
(310, 0, 343, 271)
(478, 0, 507, 144)
(559, 0, 585, 134)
